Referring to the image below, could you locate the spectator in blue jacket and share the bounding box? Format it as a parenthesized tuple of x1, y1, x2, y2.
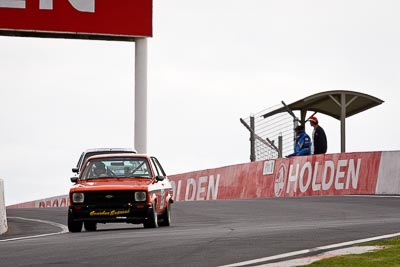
(286, 125, 312, 158)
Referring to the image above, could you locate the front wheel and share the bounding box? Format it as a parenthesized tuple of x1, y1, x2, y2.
(144, 202, 158, 228)
(68, 210, 82, 233)
(84, 221, 97, 231)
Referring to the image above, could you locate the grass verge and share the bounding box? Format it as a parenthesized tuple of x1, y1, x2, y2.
(302, 237, 400, 266)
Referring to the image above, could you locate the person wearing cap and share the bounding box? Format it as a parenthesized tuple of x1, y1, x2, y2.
(286, 125, 312, 158)
(309, 116, 327, 154)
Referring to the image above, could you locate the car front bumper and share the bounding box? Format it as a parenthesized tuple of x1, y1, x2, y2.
(69, 203, 152, 224)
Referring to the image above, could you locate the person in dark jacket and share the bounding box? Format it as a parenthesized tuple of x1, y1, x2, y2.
(309, 116, 327, 154)
(286, 125, 312, 158)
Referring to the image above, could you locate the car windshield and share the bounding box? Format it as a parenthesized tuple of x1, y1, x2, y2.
(76, 150, 136, 172)
(81, 157, 152, 180)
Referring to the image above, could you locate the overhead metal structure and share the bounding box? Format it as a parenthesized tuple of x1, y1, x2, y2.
(0, 1, 153, 153)
(261, 90, 384, 153)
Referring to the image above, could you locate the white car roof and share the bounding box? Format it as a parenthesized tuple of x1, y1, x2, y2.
(84, 148, 137, 153)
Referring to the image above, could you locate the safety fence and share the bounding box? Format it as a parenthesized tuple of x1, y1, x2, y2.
(241, 104, 295, 161)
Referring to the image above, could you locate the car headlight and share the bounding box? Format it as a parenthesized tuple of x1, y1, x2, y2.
(135, 191, 147, 202)
(72, 192, 84, 203)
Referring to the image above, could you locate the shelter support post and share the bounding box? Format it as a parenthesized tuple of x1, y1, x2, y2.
(134, 38, 148, 153)
(330, 93, 347, 153)
(341, 93, 346, 153)
(300, 110, 307, 126)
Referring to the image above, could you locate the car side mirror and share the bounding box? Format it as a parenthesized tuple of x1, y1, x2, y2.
(156, 176, 165, 182)
(70, 177, 79, 183)
(72, 167, 79, 173)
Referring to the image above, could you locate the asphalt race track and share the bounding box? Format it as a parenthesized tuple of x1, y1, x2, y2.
(1, 196, 400, 267)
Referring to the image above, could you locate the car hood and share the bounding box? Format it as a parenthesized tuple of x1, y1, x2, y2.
(71, 178, 154, 192)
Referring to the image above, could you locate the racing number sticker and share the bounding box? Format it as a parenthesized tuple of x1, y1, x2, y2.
(274, 163, 286, 197)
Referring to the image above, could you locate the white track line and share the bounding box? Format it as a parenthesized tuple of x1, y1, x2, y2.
(219, 232, 400, 267)
(0, 217, 68, 242)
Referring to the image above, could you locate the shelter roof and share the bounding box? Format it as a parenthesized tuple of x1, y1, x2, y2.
(262, 90, 384, 120)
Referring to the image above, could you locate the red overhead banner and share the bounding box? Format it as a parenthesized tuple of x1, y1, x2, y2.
(0, 0, 152, 40)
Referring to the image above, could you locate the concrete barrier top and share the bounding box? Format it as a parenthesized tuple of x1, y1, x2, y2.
(0, 179, 8, 235)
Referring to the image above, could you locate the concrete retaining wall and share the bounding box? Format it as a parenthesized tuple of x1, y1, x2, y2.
(6, 151, 400, 209)
(169, 151, 382, 201)
(376, 151, 400, 194)
(0, 179, 8, 235)
(6, 194, 69, 209)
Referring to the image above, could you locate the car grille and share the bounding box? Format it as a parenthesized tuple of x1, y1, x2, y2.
(84, 191, 135, 207)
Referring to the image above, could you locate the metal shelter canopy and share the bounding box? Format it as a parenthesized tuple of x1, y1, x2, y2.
(261, 90, 384, 153)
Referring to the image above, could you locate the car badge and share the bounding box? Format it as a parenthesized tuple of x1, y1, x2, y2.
(105, 195, 114, 199)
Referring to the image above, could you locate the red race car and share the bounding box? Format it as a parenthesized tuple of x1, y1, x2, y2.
(68, 153, 173, 232)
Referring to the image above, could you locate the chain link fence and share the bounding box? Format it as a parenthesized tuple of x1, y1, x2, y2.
(241, 104, 296, 161)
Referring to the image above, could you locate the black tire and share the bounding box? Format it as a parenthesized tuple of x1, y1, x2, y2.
(144, 202, 158, 228)
(159, 202, 171, 227)
(84, 221, 97, 231)
(68, 210, 82, 233)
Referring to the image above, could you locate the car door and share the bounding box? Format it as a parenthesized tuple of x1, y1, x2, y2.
(150, 157, 167, 212)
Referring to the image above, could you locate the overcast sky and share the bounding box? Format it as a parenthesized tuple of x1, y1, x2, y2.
(1, 0, 399, 205)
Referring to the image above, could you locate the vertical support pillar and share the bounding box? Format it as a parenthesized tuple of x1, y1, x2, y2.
(250, 116, 256, 162)
(340, 93, 346, 153)
(293, 119, 299, 143)
(300, 109, 307, 126)
(135, 38, 148, 153)
(278, 135, 283, 158)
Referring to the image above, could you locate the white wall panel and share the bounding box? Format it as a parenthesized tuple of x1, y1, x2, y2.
(376, 151, 400, 195)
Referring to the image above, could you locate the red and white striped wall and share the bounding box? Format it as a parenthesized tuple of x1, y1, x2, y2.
(4, 151, 400, 209)
(6, 194, 69, 209)
(169, 151, 400, 201)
